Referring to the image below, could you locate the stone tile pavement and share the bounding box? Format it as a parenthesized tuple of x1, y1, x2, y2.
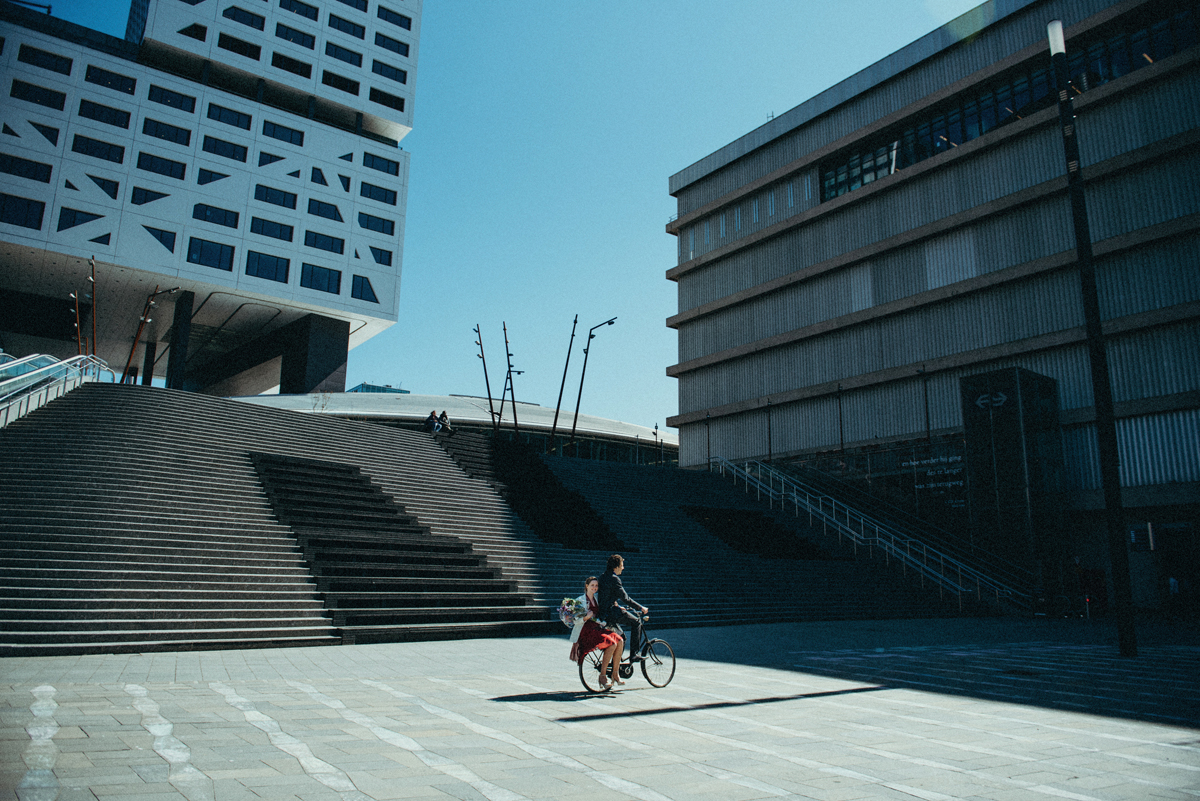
(2, 618, 1198, 801)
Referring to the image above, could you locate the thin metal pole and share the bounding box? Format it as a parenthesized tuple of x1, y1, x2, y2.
(569, 317, 616, 453)
(88, 256, 96, 358)
(549, 314, 578, 449)
(503, 322, 520, 436)
(837, 384, 845, 452)
(766, 399, 773, 463)
(473, 325, 499, 435)
(122, 285, 159, 383)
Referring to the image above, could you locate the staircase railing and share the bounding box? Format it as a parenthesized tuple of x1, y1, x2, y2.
(0, 355, 113, 429)
(710, 457, 1033, 611)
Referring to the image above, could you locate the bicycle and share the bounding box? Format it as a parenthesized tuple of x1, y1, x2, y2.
(579, 611, 675, 692)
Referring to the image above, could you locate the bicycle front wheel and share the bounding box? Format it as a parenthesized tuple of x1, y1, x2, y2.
(579, 650, 608, 693)
(640, 639, 675, 687)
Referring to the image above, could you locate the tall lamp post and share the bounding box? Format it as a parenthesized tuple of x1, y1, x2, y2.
(568, 316, 616, 454)
(548, 314, 578, 451)
(1048, 20, 1136, 657)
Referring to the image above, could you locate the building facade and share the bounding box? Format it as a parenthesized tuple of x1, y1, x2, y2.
(0, 0, 420, 393)
(665, 0, 1199, 608)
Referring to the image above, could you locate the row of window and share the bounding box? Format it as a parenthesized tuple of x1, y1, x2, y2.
(274, 12, 410, 57)
(279, 0, 412, 32)
(16, 45, 136, 96)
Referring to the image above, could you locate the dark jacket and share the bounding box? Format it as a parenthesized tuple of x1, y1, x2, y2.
(597, 570, 639, 624)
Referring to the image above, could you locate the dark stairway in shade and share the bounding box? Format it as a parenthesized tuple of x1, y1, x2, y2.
(250, 453, 546, 642)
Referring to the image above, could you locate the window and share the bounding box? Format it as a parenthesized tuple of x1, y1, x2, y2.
(193, 203, 239, 228)
(255, 184, 297, 209)
(263, 120, 304, 146)
(0, 153, 52, 183)
(142, 117, 191, 146)
(275, 23, 315, 49)
(368, 246, 392, 266)
(322, 70, 359, 95)
(752, 197, 759, 224)
(0, 193, 45, 229)
(325, 41, 362, 67)
(31, 122, 59, 145)
(339, 174, 351, 191)
(131, 187, 169, 205)
(304, 230, 344, 253)
(179, 23, 207, 41)
(197, 168, 227, 185)
(301, 262, 341, 293)
(360, 181, 396, 205)
(371, 60, 406, 84)
(308, 198, 343, 222)
(85, 65, 136, 94)
(57, 207, 103, 232)
(703, 220, 709, 245)
(246, 251, 289, 282)
(10, 80, 66, 111)
(328, 14, 365, 38)
(187, 237, 234, 271)
(358, 211, 394, 235)
(334, 0, 367, 11)
(217, 32, 261, 61)
(368, 87, 404, 112)
(259, 151, 284, 166)
(787, 181, 794, 208)
(72, 134, 125, 164)
(377, 5, 411, 29)
(18, 44, 72, 75)
(208, 103, 251, 130)
(203, 135, 248, 162)
(280, 0, 318, 21)
(768, 191, 775, 217)
(363, 152, 399, 175)
(250, 216, 293, 241)
(311, 167, 328, 185)
(88, 175, 119, 199)
(137, 151, 187, 179)
(78, 99, 131, 129)
(144, 226, 176, 252)
(148, 84, 196, 112)
(352, 275, 378, 302)
(222, 6, 265, 30)
(734, 206, 741, 232)
(271, 52, 312, 78)
(374, 32, 409, 58)
(719, 213, 725, 239)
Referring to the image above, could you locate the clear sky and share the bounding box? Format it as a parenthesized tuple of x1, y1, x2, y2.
(53, 0, 983, 433)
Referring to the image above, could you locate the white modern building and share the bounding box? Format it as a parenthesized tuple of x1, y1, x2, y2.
(0, 0, 420, 393)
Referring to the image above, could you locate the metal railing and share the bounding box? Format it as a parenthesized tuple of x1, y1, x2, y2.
(711, 457, 1032, 611)
(0, 354, 113, 429)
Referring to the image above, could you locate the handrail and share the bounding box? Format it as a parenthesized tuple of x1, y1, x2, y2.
(710, 456, 1032, 611)
(0, 355, 113, 428)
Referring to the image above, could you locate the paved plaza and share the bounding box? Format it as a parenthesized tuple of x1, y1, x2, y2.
(2, 618, 1199, 801)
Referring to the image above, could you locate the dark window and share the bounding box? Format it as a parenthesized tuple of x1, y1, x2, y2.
(304, 230, 344, 253)
(275, 23, 315, 49)
(144, 225, 176, 252)
(271, 51, 312, 78)
(250, 216, 294, 241)
(179, 23, 207, 41)
(10, 79, 66, 111)
(308, 198, 343, 222)
(301, 262, 341, 293)
(72, 134, 125, 164)
(31, 122, 60, 145)
(0, 193, 45, 229)
(376, 5, 411, 30)
(85, 65, 136, 94)
(369, 246, 392, 266)
(311, 167, 328, 185)
(88, 174, 119, 199)
(57, 207, 103, 232)
(322, 70, 359, 95)
(259, 151, 284, 166)
(358, 211, 394, 235)
(352, 274, 378, 302)
(334, 0, 367, 11)
(0, 152, 53, 183)
(202, 135, 248, 162)
(371, 60, 406, 84)
(328, 14, 365, 38)
(325, 41, 362, 67)
(132, 187, 169, 205)
(193, 202, 239, 228)
(246, 251, 290, 282)
(187, 237, 234, 271)
(78, 99, 131, 128)
(369, 87, 404, 112)
(137, 151, 186, 180)
(208, 103, 251, 129)
(374, 32, 409, 58)
(280, 0, 318, 21)
(254, 184, 297, 208)
(142, 117, 191, 145)
(197, 168, 228, 185)
(217, 32, 261, 60)
(148, 84, 196, 112)
(263, 120, 304, 146)
(360, 181, 396, 205)
(363, 152, 399, 175)
(338, 174, 351, 191)
(222, 6, 265, 30)
(18, 44, 72, 75)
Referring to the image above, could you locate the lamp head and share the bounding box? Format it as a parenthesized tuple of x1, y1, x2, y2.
(1047, 20, 1066, 56)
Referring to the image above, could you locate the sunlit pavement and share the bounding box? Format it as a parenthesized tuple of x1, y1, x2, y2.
(3, 618, 1198, 801)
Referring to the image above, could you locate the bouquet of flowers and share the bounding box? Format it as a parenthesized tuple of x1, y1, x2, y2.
(557, 597, 586, 629)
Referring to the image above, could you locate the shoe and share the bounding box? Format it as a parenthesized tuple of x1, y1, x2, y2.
(613, 677, 626, 686)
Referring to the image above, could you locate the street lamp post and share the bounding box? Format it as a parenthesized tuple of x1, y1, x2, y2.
(473, 325, 499, 435)
(549, 314, 578, 452)
(1048, 19, 1136, 657)
(568, 317, 616, 454)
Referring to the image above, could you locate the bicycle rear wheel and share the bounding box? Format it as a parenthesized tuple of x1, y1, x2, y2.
(640, 639, 675, 687)
(579, 651, 609, 692)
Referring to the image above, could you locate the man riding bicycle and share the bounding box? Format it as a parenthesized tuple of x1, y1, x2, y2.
(597, 554, 648, 661)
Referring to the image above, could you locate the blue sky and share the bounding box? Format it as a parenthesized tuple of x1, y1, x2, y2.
(54, 0, 983, 432)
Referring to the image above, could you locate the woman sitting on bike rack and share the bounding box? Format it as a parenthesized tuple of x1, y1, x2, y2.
(569, 576, 624, 689)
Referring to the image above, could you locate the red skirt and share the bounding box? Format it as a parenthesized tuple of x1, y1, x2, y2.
(570, 620, 623, 663)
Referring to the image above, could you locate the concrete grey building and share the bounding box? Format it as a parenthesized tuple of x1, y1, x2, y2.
(1, 0, 419, 393)
(665, 0, 1198, 609)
